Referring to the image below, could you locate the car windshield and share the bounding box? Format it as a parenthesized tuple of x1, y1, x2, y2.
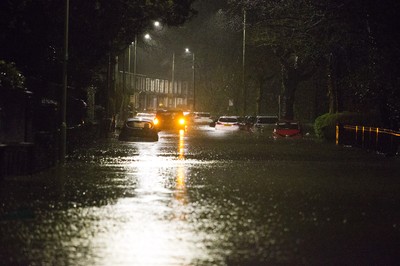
(126, 121, 152, 129)
(136, 113, 155, 118)
(157, 111, 183, 118)
(257, 117, 278, 124)
(219, 117, 238, 123)
(276, 122, 299, 129)
(195, 113, 210, 118)
(246, 116, 256, 123)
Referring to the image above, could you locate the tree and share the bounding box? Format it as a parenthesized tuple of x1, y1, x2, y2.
(0, 60, 25, 90)
(226, 0, 400, 126)
(156, 0, 244, 114)
(0, 0, 196, 100)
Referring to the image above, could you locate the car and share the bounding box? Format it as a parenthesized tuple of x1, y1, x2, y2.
(273, 120, 302, 139)
(214, 116, 241, 131)
(154, 109, 186, 131)
(192, 112, 213, 124)
(118, 117, 159, 141)
(239, 115, 256, 131)
(253, 115, 279, 132)
(135, 112, 156, 121)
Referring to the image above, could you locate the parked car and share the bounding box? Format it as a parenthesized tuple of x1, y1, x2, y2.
(154, 109, 186, 131)
(273, 120, 302, 139)
(209, 117, 218, 127)
(253, 115, 279, 132)
(215, 116, 241, 131)
(239, 115, 257, 131)
(192, 112, 213, 124)
(118, 117, 158, 142)
(135, 112, 156, 121)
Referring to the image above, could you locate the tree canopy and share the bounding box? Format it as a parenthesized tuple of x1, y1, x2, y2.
(221, 0, 400, 126)
(0, 0, 196, 98)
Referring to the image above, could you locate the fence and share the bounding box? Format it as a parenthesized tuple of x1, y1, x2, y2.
(336, 124, 400, 155)
(0, 142, 34, 178)
(0, 132, 58, 180)
(0, 123, 105, 180)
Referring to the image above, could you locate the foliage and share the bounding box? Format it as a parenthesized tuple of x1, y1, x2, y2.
(0, 0, 196, 97)
(239, 1, 398, 125)
(314, 112, 383, 140)
(0, 60, 25, 90)
(158, 0, 244, 114)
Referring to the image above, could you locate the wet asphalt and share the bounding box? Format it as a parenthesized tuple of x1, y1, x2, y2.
(1, 125, 399, 265)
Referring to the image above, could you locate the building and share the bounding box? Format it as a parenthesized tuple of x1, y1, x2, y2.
(117, 71, 193, 112)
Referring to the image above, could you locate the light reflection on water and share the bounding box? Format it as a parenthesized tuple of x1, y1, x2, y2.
(87, 129, 209, 265)
(2, 127, 399, 265)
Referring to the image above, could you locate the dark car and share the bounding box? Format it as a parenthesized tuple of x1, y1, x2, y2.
(154, 109, 186, 131)
(253, 115, 279, 132)
(118, 117, 158, 142)
(273, 120, 302, 139)
(239, 115, 256, 131)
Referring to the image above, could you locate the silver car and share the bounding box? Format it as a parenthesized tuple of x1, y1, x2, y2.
(253, 115, 279, 132)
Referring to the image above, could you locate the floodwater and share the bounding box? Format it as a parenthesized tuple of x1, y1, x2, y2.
(1, 125, 399, 265)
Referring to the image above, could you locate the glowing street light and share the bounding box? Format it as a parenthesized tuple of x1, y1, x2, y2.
(185, 48, 195, 111)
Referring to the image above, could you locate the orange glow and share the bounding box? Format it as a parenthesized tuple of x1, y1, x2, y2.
(178, 129, 185, 160)
(179, 118, 185, 125)
(175, 129, 187, 206)
(153, 118, 159, 125)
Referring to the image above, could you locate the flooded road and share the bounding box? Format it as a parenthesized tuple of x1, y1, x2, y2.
(1, 125, 400, 265)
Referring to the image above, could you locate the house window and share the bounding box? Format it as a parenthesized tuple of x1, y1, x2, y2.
(160, 80, 164, 93)
(155, 79, 159, 93)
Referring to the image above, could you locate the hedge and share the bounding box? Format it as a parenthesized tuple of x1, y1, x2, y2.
(314, 112, 382, 141)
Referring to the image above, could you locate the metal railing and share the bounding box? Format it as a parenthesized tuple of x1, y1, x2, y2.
(336, 124, 400, 155)
(0, 142, 34, 179)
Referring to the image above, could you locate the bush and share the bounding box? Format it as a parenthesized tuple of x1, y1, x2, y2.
(314, 112, 382, 141)
(0, 60, 25, 90)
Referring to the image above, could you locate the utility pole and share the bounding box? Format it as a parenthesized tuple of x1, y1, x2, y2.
(172, 52, 175, 107)
(61, 0, 69, 163)
(242, 9, 247, 115)
(192, 52, 196, 111)
(133, 35, 137, 108)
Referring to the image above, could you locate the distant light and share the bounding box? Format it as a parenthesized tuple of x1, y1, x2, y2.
(154, 21, 160, 27)
(144, 33, 151, 40)
(185, 48, 190, 53)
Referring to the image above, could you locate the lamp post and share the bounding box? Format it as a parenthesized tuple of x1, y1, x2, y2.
(61, 0, 69, 163)
(185, 48, 195, 111)
(242, 9, 247, 115)
(172, 51, 175, 98)
(133, 35, 137, 109)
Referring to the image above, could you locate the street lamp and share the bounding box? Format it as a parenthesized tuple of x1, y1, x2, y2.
(185, 48, 195, 111)
(172, 52, 175, 100)
(61, 0, 69, 163)
(129, 32, 153, 110)
(144, 33, 151, 40)
(242, 9, 247, 115)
